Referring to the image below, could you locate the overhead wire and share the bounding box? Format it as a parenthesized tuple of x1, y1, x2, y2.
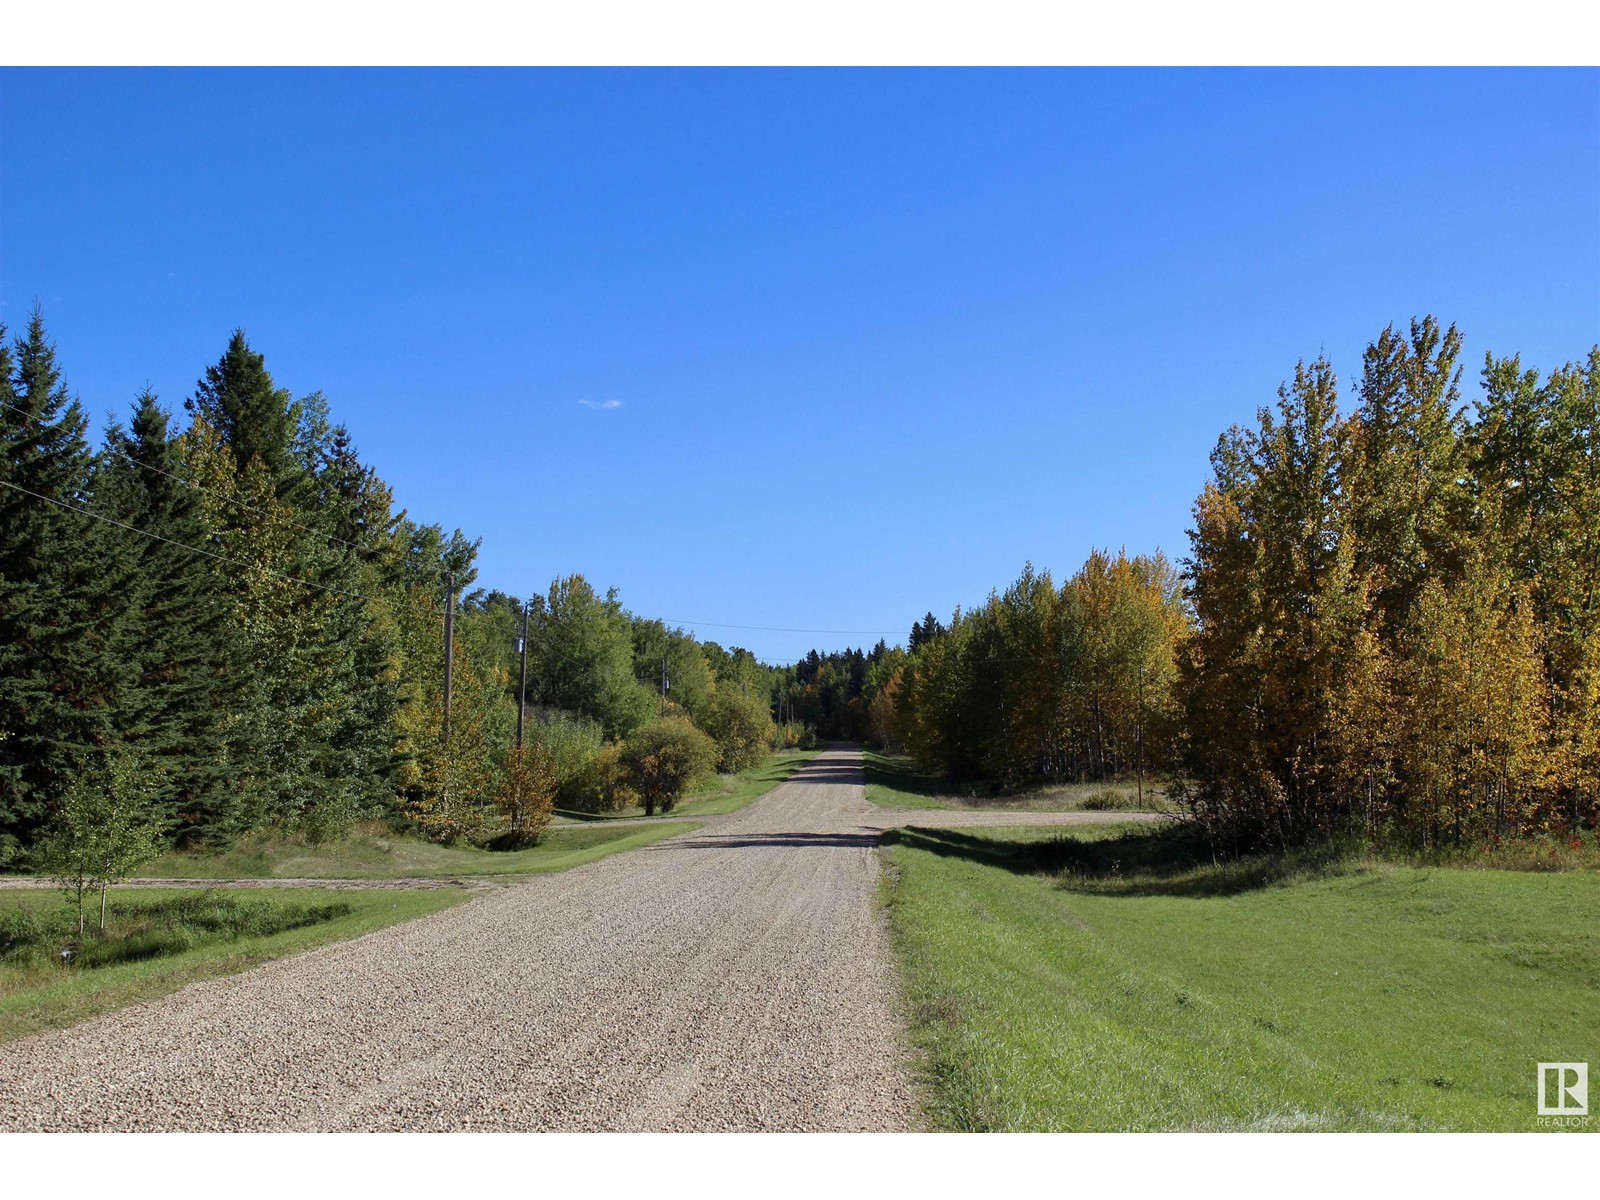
(4, 398, 916, 646)
(2, 395, 375, 558)
(0, 478, 387, 607)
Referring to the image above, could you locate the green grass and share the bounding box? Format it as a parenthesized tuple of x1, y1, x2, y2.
(141, 820, 698, 879)
(0, 885, 468, 1045)
(883, 823, 1599, 1131)
(864, 750, 1169, 813)
(556, 749, 819, 822)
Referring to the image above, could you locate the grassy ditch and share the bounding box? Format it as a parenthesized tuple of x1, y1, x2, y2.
(882, 822, 1599, 1131)
(0, 885, 468, 1044)
(140, 820, 699, 880)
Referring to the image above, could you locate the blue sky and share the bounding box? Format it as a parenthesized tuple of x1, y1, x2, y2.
(2, 69, 1597, 663)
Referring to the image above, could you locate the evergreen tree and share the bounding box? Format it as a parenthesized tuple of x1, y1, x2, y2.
(185, 330, 302, 493)
(909, 612, 944, 651)
(179, 333, 394, 840)
(95, 390, 242, 839)
(0, 313, 123, 861)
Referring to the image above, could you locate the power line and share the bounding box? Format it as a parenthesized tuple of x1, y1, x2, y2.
(5, 399, 921, 651)
(1, 396, 374, 558)
(0, 478, 419, 611)
(0, 479, 904, 651)
(658, 618, 904, 637)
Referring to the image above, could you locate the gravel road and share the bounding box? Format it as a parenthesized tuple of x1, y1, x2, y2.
(0, 748, 920, 1130)
(0, 747, 1161, 1131)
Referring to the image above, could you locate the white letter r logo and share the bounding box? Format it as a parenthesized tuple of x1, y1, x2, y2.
(1538, 1063, 1588, 1115)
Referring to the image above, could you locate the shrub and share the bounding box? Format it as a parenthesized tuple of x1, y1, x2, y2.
(562, 741, 639, 813)
(494, 744, 559, 847)
(1080, 790, 1126, 812)
(528, 709, 605, 789)
(700, 690, 775, 773)
(622, 716, 718, 816)
(33, 753, 166, 937)
(772, 721, 817, 750)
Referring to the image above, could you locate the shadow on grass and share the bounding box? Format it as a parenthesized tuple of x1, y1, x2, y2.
(862, 752, 959, 799)
(551, 808, 613, 823)
(863, 750, 1160, 810)
(885, 824, 1352, 898)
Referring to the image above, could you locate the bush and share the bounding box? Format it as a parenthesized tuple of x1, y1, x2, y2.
(528, 709, 606, 789)
(700, 690, 775, 773)
(1080, 790, 1126, 812)
(772, 720, 817, 750)
(562, 741, 639, 813)
(494, 744, 558, 847)
(622, 716, 718, 816)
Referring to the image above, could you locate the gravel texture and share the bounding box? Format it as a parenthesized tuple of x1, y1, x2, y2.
(0, 747, 1163, 1131)
(0, 748, 920, 1131)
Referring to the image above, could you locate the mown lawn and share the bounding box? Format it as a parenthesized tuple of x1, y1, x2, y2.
(0, 885, 469, 1045)
(556, 749, 819, 822)
(882, 823, 1599, 1131)
(141, 820, 699, 879)
(864, 750, 1169, 813)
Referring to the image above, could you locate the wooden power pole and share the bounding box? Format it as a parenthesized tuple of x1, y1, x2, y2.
(443, 571, 455, 740)
(516, 598, 530, 750)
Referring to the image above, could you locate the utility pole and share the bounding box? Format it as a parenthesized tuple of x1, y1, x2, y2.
(660, 653, 669, 716)
(516, 598, 530, 750)
(1001, 695, 1010, 786)
(1136, 659, 1145, 811)
(442, 571, 455, 741)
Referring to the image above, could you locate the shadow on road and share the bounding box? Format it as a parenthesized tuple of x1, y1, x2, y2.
(651, 830, 884, 851)
(786, 764, 866, 786)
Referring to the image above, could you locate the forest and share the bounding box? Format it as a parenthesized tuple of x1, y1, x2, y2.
(781, 318, 1599, 852)
(2, 312, 1597, 862)
(0, 313, 792, 866)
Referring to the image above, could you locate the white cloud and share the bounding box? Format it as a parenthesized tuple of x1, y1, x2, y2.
(578, 398, 624, 410)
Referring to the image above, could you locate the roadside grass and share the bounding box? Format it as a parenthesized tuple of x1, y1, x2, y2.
(882, 823, 1600, 1131)
(140, 820, 698, 880)
(556, 749, 819, 822)
(0, 885, 468, 1045)
(864, 750, 1171, 813)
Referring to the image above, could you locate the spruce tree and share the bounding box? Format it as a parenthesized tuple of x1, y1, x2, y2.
(181, 333, 390, 839)
(96, 390, 243, 839)
(0, 313, 120, 860)
(185, 330, 302, 494)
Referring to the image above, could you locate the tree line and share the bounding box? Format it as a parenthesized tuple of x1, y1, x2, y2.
(790, 318, 1599, 852)
(0, 314, 786, 864)
(5, 311, 1594, 860)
